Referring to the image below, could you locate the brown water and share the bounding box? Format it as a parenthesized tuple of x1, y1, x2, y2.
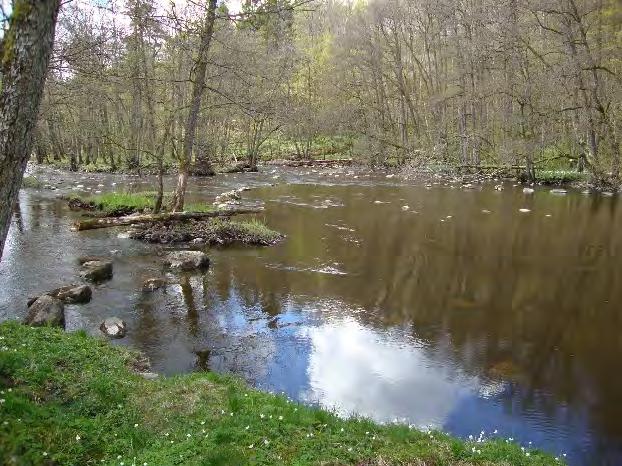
(1, 166, 622, 464)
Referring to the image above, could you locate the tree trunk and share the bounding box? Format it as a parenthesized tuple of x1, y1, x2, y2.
(172, 0, 217, 212)
(0, 0, 61, 260)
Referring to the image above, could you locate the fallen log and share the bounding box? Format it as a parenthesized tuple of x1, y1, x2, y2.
(71, 208, 263, 232)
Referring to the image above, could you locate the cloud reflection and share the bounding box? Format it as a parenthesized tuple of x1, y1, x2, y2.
(300, 317, 479, 427)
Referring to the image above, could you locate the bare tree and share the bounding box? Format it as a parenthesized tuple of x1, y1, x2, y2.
(171, 0, 218, 212)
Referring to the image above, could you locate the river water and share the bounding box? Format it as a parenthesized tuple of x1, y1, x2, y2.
(1, 166, 621, 464)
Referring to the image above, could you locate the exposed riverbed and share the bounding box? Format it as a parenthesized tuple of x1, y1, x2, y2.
(2, 166, 621, 465)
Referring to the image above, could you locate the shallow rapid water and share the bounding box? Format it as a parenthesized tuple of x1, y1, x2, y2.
(2, 166, 622, 464)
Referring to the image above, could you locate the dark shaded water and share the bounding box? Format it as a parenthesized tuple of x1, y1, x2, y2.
(2, 167, 622, 464)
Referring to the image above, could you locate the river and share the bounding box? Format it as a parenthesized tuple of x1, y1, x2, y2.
(1, 165, 621, 465)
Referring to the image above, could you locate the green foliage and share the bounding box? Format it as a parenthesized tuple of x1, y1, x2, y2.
(184, 202, 215, 213)
(68, 192, 213, 215)
(0, 322, 562, 465)
(21, 176, 43, 189)
(209, 218, 283, 245)
(536, 170, 589, 185)
(88, 191, 155, 212)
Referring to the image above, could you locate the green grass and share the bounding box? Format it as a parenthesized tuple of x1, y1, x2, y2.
(68, 192, 214, 216)
(212, 218, 283, 245)
(200, 219, 283, 246)
(21, 176, 43, 189)
(90, 192, 155, 212)
(185, 202, 216, 213)
(0, 322, 561, 465)
(536, 170, 588, 185)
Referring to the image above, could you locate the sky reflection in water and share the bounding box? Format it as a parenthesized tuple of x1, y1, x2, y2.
(1, 168, 622, 464)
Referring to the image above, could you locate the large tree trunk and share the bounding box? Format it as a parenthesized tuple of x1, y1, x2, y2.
(171, 0, 217, 212)
(0, 0, 61, 260)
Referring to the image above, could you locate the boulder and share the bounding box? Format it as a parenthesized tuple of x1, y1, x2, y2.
(214, 190, 242, 205)
(27, 284, 92, 306)
(142, 278, 167, 292)
(77, 256, 108, 265)
(164, 251, 210, 271)
(100, 317, 126, 338)
(80, 260, 113, 282)
(523, 187, 534, 194)
(54, 284, 92, 303)
(25, 296, 65, 328)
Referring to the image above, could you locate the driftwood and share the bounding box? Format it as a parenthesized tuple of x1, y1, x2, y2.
(71, 208, 263, 231)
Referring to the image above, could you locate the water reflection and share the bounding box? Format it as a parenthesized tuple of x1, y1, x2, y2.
(2, 170, 622, 464)
(301, 317, 479, 425)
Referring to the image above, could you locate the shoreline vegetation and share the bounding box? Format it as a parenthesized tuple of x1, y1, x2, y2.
(65, 192, 215, 217)
(23, 162, 603, 193)
(0, 322, 562, 466)
(62, 191, 283, 247)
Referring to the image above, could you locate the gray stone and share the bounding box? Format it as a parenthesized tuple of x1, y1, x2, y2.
(27, 284, 92, 306)
(25, 296, 65, 328)
(54, 284, 92, 303)
(77, 256, 107, 265)
(214, 189, 242, 205)
(142, 278, 166, 292)
(164, 251, 210, 271)
(138, 372, 159, 380)
(100, 317, 126, 338)
(80, 260, 113, 282)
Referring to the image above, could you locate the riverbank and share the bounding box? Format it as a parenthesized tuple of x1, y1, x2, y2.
(0, 322, 560, 465)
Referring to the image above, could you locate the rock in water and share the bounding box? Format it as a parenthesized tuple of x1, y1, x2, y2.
(214, 189, 242, 205)
(100, 317, 126, 338)
(54, 284, 92, 303)
(80, 260, 113, 282)
(27, 284, 92, 306)
(550, 188, 567, 195)
(77, 256, 107, 265)
(25, 296, 65, 328)
(523, 187, 534, 194)
(164, 251, 210, 271)
(142, 278, 166, 292)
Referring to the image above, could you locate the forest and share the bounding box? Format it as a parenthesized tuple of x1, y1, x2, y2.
(31, 0, 621, 195)
(1, 0, 622, 464)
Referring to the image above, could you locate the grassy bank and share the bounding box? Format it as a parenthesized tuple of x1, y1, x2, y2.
(535, 170, 588, 185)
(67, 192, 214, 216)
(0, 322, 560, 465)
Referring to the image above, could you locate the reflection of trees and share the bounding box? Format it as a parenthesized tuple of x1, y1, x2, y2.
(224, 184, 622, 447)
(12, 195, 24, 232)
(179, 274, 198, 336)
(124, 183, 622, 446)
